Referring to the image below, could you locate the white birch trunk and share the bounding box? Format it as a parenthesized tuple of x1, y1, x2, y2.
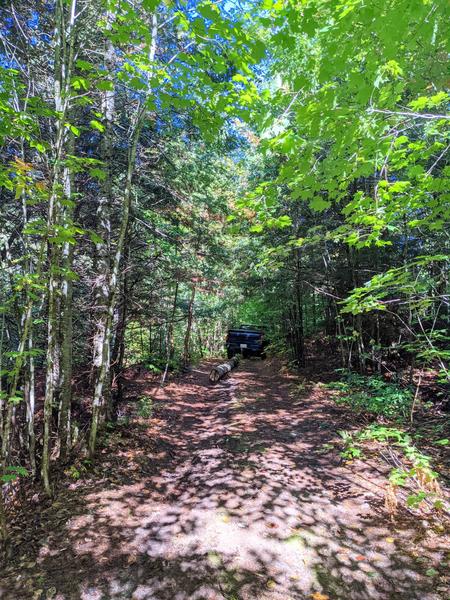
(89, 13, 158, 455)
(91, 10, 115, 424)
(42, 0, 78, 495)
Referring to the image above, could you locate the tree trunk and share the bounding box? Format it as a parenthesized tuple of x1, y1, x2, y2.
(89, 12, 158, 456)
(25, 330, 36, 477)
(42, 0, 78, 495)
(294, 249, 305, 367)
(182, 284, 196, 367)
(148, 324, 152, 357)
(2, 303, 33, 464)
(58, 151, 75, 461)
(347, 246, 365, 372)
(196, 324, 204, 358)
(111, 242, 130, 411)
(91, 8, 115, 420)
(161, 279, 179, 386)
(209, 356, 239, 383)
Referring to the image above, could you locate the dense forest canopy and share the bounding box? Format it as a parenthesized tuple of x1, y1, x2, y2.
(0, 0, 449, 545)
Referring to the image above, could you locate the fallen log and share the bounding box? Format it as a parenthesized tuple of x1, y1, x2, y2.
(209, 355, 240, 383)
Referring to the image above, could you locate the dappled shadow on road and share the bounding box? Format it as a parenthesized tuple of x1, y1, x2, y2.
(1, 359, 448, 599)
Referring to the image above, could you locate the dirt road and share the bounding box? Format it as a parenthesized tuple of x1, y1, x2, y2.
(1, 359, 448, 599)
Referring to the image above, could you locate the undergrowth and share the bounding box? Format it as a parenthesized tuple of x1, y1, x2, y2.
(340, 425, 448, 514)
(329, 370, 449, 516)
(326, 371, 413, 419)
(137, 395, 154, 418)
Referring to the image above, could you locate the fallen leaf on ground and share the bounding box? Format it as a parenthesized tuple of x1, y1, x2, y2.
(385, 537, 395, 543)
(311, 593, 330, 600)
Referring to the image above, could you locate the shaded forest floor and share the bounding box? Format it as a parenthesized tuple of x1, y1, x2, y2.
(1, 359, 449, 600)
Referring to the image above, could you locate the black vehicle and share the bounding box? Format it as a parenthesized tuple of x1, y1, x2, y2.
(225, 325, 268, 359)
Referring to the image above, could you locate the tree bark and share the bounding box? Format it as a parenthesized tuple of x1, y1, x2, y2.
(89, 12, 159, 456)
(182, 284, 196, 367)
(58, 148, 75, 461)
(293, 249, 305, 367)
(209, 356, 239, 383)
(160, 279, 179, 386)
(42, 0, 78, 495)
(25, 330, 36, 477)
(111, 242, 130, 410)
(91, 7, 115, 420)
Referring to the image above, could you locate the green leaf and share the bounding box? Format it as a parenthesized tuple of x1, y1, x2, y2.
(1, 474, 17, 483)
(71, 77, 89, 91)
(274, 215, 292, 228)
(88, 230, 104, 245)
(198, 2, 220, 21)
(30, 140, 46, 153)
(97, 80, 114, 92)
(65, 123, 80, 137)
(6, 465, 29, 477)
(90, 120, 105, 133)
(310, 197, 331, 212)
(142, 0, 160, 10)
(76, 59, 94, 71)
(9, 396, 23, 405)
(89, 168, 107, 181)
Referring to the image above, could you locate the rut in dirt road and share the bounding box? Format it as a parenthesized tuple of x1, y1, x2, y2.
(2, 360, 448, 600)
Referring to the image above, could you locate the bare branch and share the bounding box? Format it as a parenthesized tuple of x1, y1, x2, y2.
(369, 108, 450, 121)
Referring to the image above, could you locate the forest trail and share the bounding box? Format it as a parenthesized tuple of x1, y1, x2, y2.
(1, 360, 448, 600)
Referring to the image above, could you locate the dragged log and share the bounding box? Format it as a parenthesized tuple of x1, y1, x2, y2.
(209, 355, 240, 383)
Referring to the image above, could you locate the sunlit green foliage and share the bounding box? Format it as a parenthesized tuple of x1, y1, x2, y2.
(340, 424, 448, 512)
(328, 372, 413, 419)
